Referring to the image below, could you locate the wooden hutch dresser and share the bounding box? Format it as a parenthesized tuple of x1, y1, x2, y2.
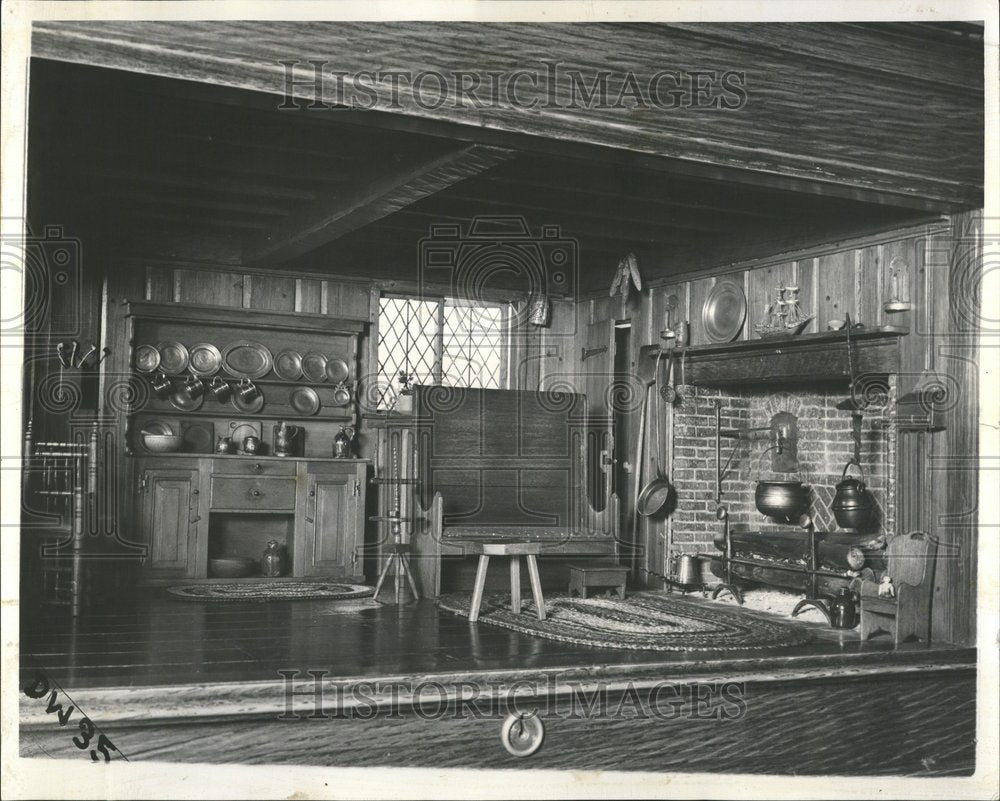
(120, 301, 369, 583)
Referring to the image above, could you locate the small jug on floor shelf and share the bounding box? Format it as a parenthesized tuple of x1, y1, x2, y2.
(261, 540, 287, 577)
(830, 587, 858, 629)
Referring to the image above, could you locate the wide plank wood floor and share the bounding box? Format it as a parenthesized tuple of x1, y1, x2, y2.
(16, 587, 934, 691)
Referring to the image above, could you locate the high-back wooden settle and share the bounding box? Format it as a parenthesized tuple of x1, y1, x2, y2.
(412, 387, 619, 597)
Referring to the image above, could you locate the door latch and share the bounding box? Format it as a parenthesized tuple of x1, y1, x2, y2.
(138, 472, 148, 492)
(353, 480, 361, 497)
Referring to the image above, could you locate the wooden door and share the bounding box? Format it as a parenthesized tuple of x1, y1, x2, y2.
(297, 463, 365, 580)
(581, 315, 615, 511)
(139, 464, 201, 578)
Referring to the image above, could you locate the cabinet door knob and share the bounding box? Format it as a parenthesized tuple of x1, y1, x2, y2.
(309, 488, 316, 497)
(254, 463, 263, 473)
(192, 489, 199, 495)
(249, 488, 262, 498)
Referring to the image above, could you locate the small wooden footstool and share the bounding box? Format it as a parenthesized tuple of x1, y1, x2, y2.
(568, 564, 628, 600)
(459, 540, 546, 623)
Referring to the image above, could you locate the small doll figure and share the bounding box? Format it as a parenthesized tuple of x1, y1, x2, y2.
(878, 575, 896, 599)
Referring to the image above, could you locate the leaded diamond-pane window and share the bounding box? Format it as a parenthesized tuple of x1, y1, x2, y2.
(376, 295, 511, 409)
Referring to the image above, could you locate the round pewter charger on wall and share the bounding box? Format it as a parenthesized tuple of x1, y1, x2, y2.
(702, 280, 747, 343)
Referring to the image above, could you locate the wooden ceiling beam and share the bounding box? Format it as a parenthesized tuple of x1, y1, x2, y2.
(243, 143, 515, 265)
(371, 210, 691, 252)
(129, 209, 273, 231)
(430, 188, 758, 234)
(31, 22, 982, 210)
(105, 190, 293, 219)
(82, 166, 318, 202)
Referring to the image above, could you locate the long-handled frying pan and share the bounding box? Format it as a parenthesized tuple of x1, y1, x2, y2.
(637, 351, 675, 518)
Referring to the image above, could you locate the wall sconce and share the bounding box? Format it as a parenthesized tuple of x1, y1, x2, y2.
(884, 256, 913, 313)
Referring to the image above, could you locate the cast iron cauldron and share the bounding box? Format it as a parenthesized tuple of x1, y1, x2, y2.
(832, 461, 875, 530)
(755, 480, 810, 524)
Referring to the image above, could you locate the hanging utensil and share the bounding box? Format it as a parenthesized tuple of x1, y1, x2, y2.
(630, 379, 652, 574)
(56, 342, 70, 368)
(637, 351, 674, 518)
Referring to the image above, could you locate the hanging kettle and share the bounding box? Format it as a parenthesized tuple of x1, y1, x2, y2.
(832, 460, 874, 530)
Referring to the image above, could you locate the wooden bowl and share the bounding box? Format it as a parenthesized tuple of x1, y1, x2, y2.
(142, 433, 183, 453)
(209, 557, 257, 578)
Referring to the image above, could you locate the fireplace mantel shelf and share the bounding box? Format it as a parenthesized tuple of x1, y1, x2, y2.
(641, 326, 907, 387)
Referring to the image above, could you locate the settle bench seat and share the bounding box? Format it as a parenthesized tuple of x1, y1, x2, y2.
(410, 387, 621, 599)
(440, 526, 619, 554)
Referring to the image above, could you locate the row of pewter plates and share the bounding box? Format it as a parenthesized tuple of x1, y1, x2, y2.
(134, 340, 350, 383)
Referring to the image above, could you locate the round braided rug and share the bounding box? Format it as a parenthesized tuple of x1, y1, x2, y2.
(438, 591, 813, 651)
(167, 582, 375, 602)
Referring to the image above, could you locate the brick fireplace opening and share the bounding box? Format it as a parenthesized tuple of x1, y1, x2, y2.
(669, 380, 897, 590)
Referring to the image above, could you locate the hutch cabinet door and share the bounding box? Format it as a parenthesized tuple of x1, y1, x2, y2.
(296, 463, 366, 580)
(138, 463, 203, 578)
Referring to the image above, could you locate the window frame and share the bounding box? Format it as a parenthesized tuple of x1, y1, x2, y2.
(373, 291, 515, 410)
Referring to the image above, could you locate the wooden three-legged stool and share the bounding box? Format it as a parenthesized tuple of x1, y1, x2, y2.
(461, 541, 547, 623)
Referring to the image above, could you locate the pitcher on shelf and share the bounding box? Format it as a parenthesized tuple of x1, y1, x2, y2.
(333, 426, 355, 459)
(274, 422, 300, 457)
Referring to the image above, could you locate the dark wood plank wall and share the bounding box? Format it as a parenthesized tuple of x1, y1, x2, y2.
(569, 216, 980, 645)
(86, 246, 572, 564)
(32, 21, 983, 209)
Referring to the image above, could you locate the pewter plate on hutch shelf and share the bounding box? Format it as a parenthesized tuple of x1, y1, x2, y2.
(325, 357, 350, 385)
(134, 344, 160, 373)
(702, 280, 747, 343)
(231, 393, 265, 414)
(222, 341, 273, 379)
(273, 349, 304, 381)
(301, 352, 329, 383)
(289, 386, 321, 416)
(157, 341, 190, 375)
(188, 342, 223, 376)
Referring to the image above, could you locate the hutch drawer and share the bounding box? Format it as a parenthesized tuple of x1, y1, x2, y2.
(210, 459, 297, 477)
(210, 476, 297, 511)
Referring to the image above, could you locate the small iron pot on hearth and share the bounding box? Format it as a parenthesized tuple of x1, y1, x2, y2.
(832, 460, 875, 531)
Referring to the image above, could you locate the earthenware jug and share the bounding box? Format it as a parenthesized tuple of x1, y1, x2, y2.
(261, 540, 287, 577)
(216, 435, 235, 455)
(333, 426, 355, 458)
(242, 435, 261, 455)
(830, 587, 858, 629)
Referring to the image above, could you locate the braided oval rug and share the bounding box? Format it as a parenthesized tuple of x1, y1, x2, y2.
(167, 582, 374, 602)
(438, 591, 812, 651)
